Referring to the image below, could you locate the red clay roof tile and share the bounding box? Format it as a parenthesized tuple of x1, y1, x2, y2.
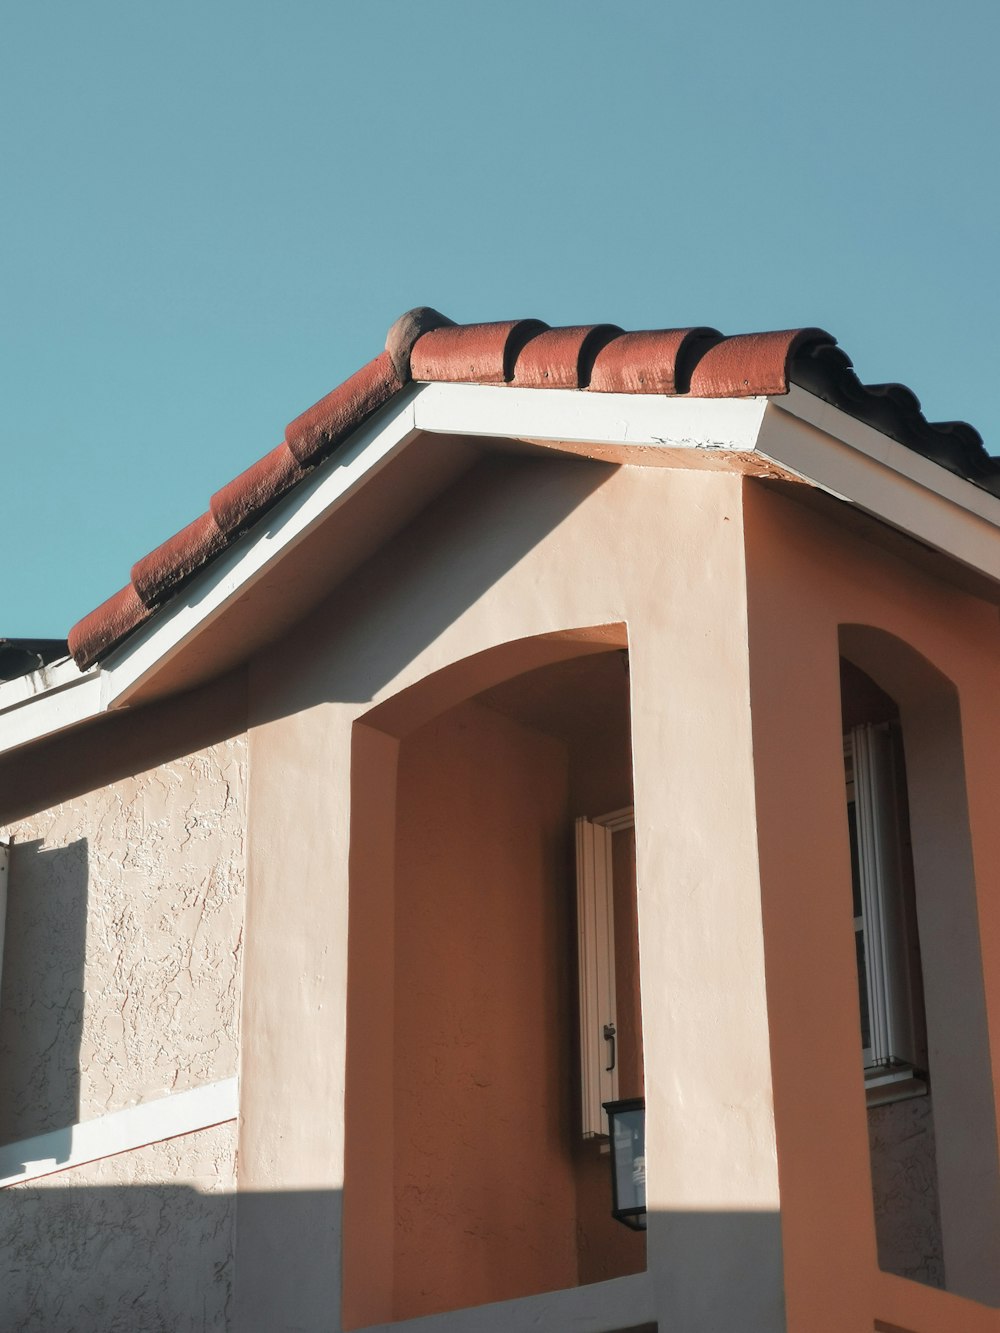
(211, 441, 305, 539)
(285, 351, 403, 467)
(510, 325, 622, 389)
(131, 512, 228, 609)
(410, 320, 548, 385)
(589, 328, 722, 395)
(68, 584, 148, 669)
(384, 306, 455, 381)
(687, 328, 832, 397)
(64, 307, 991, 670)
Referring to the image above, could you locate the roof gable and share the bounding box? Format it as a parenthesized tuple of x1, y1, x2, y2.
(64, 307, 992, 672)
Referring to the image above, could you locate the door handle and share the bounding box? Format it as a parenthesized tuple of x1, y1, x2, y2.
(603, 1022, 617, 1073)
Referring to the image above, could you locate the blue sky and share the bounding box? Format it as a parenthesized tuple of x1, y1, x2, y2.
(3, 1, 998, 637)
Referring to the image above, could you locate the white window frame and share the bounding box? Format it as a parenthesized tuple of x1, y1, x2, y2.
(845, 724, 928, 1105)
(576, 806, 633, 1137)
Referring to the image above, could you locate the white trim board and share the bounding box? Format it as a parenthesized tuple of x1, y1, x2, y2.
(0, 1077, 238, 1189)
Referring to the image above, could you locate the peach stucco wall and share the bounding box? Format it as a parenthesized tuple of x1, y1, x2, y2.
(391, 699, 577, 1317)
(744, 481, 1000, 1333)
(239, 455, 780, 1332)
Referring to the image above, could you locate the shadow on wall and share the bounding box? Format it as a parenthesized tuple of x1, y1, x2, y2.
(0, 838, 88, 1162)
(0, 1178, 239, 1332)
(249, 454, 620, 726)
(0, 1179, 787, 1333)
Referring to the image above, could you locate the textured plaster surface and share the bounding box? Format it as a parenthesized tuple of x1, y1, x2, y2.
(0, 1121, 236, 1331)
(868, 1096, 944, 1288)
(0, 735, 247, 1143)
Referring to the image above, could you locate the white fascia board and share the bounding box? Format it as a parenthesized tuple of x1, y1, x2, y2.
(0, 389, 421, 753)
(414, 379, 770, 450)
(0, 655, 83, 712)
(0, 655, 102, 760)
(94, 388, 422, 709)
(760, 386, 1000, 582)
(0, 671, 103, 761)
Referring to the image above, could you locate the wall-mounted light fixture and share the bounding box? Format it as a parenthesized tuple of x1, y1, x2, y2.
(603, 1097, 646, 1230)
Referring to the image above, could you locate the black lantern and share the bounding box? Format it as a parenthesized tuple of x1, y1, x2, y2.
(603, 1097, 646, 1230)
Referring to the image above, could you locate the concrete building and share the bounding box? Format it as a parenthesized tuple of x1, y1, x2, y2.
(1, 309, 999, 1331)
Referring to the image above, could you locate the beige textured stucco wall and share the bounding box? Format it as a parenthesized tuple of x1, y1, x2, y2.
(0, 733, 247, 1143)
(0, 1120, 237, 1331)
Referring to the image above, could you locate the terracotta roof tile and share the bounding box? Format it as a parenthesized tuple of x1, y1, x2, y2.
(688, 328, 832, 397)
(410, 320, 548, 385)
(131, 512, 228, 609)
(589, 328, 722, 395)
(65, 307, 992, 670)
(68, 584, 148, 668)
(384, 306, 455, 380)
(211, 441, 305, 539)
(510, 325, 622, 389)
(285, 351, 403, 467)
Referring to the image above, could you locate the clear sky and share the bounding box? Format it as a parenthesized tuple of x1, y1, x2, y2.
(2, 1, 998, 638)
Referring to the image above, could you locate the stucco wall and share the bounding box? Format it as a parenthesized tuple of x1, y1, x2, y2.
(240, 457, 780, 1333)
(745, 478, 1000, 1328)
(0, 732, 247, 1143)
(392, 698, 577, 1318)
(868, 1096, 944, 1287)
(0, 1121, 237, 1331)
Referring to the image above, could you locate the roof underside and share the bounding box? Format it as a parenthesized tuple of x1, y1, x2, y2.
(65, 307, 994, 671)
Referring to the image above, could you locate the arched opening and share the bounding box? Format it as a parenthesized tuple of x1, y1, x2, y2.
(343, 629, 646, 1326)
(839, 625, 1000, 1305)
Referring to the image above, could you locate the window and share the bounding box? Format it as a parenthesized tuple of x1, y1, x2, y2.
(844, 722, 928, 1104)
(576, 806, 635, 1137)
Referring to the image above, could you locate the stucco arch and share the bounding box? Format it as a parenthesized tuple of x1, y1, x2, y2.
(839, 623, 1000, 1306)
(359, 623, 628, 740)
(344, 624, 640, 1326)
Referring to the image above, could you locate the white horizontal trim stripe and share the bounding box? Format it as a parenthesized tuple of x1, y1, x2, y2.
(0, 1077, 238, 1188)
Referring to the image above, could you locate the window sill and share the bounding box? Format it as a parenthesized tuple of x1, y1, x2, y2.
(865, 1067, 928, 1107)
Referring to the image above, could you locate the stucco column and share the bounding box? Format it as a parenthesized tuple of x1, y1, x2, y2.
(628, 472, 785, 1332)
(235, 692, 355, 1332)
